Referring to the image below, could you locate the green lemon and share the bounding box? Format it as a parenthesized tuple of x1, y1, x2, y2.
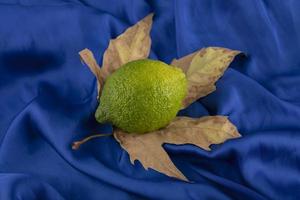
(95, 59, 187, 133)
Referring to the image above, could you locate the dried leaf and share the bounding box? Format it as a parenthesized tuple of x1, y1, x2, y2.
(171, 47, 241, 108)
(77, 14, 242, 183)
(114, 116, 241, 181)
(79, 48, 104, 97)
(101, 13, 153, 80)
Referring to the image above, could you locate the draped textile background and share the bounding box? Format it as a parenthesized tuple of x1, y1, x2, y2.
(1, 0, 300, 199)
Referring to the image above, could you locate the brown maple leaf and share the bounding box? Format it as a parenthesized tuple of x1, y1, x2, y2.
(74, 13, 242, 181)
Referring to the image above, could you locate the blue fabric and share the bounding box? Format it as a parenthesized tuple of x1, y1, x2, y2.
(1, 0, 300, 199)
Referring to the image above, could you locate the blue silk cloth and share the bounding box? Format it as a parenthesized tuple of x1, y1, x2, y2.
(1, 0, 300, 199)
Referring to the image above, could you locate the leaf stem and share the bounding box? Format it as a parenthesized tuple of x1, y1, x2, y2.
(72, 133, 112, 150)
